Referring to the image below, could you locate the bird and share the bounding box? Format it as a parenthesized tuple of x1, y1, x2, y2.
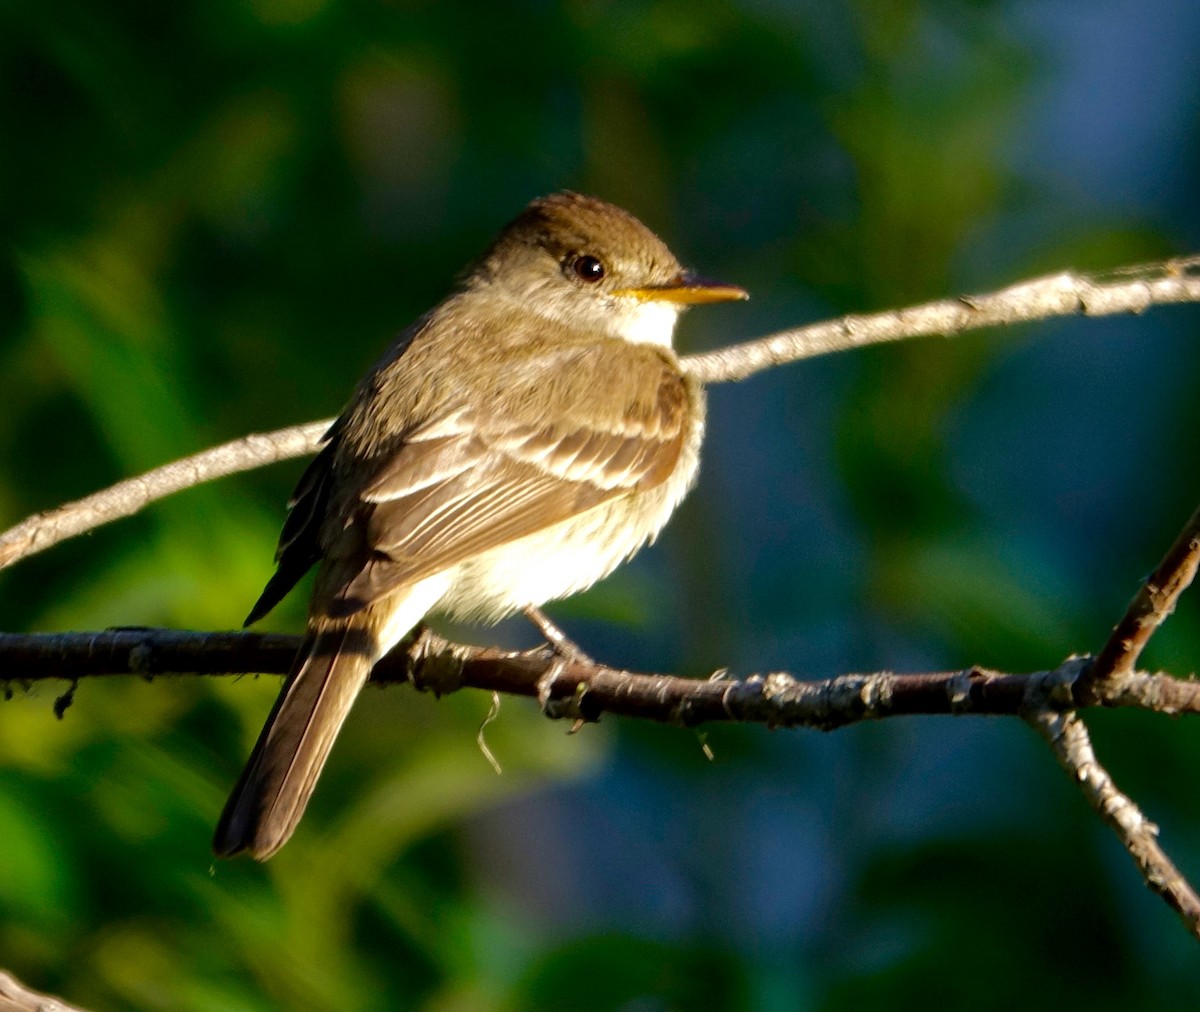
(213, 191, 748, 859)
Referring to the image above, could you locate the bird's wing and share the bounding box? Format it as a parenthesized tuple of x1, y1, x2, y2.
(243, 420, 342, 627)
(325, 344, 691, 616)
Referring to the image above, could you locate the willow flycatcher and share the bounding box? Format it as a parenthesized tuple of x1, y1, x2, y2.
(214, 191, 747, 859)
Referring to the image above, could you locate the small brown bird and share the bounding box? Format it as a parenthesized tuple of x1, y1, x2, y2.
(213, 192, 747, 859)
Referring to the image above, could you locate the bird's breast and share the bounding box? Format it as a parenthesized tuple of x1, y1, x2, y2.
(437, 378, 705, 622)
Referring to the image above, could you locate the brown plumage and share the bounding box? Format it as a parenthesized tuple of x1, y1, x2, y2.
(214, 193, 745, 859)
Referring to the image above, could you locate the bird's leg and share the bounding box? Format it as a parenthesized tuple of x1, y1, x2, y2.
(523, 605, 594, 665)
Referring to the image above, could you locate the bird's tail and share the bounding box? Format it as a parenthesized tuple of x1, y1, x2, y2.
(213, 622, 378, 860)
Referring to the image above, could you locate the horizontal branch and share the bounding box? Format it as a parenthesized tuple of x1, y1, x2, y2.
(16, 622, 1192, 941)
(5, 628, 1200, 728)
(1, 256, 1196, 573)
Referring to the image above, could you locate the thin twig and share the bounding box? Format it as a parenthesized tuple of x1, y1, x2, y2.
(683, 256, 1200, 383)
(1, 257, 1197, 572)
(1025, 708, 1200, 940)
(1077, 503, 1200, 704)
(0, 969, 88, 1012)
(0, 421, 330, 571)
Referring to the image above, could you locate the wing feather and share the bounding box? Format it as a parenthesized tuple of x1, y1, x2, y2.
(244, 432, 339, 627)
(326, 354, 692, 615)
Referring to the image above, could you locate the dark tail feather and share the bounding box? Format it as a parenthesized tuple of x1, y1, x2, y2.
(213, 623, 377, 860)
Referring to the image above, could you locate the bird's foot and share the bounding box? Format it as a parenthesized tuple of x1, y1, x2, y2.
(525, 606, 593, 720)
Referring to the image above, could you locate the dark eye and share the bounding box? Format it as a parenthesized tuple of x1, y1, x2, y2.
(571, 254, 606, 283)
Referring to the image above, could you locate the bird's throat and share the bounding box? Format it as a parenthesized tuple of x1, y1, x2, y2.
(613, 298, 680, 348)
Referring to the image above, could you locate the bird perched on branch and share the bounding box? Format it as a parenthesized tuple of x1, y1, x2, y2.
(214, 191, 747, 859)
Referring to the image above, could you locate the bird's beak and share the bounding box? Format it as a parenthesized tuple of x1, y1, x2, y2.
(616, 271, 749, 305)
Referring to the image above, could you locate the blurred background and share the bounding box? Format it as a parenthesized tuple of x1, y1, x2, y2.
(3, 0, 1200, 1008)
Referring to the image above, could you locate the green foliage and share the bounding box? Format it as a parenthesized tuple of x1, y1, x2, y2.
(3, 0, 1200, 1008)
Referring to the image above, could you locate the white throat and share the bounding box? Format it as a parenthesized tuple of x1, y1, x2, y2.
(612, 297, 681, 347)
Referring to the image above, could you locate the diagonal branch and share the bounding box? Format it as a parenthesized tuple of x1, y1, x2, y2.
(1077, 502, 1200, 705)
(1, 257, 1197, 572)
(1025, 708, 1200, 940)
(0, 969, 88, 1012)
(0, 421, 330, 571)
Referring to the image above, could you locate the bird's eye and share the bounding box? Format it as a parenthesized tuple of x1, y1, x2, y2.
(571, 254, 606, 283)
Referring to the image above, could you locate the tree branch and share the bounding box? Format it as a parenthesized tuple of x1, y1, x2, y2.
(0, 421, 330, 571)
(682, 255, 1200, 383)
(4, 628, 1199, 728)
(1, 256, 1196, 572)
(1025, 708, 1200, 940)
(0, 970, 88, 1012)
(1077, 502, 1200, 705)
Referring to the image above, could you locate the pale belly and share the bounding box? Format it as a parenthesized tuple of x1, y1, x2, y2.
(368, 497, 671, 655)
(436, 395, 704, 624)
